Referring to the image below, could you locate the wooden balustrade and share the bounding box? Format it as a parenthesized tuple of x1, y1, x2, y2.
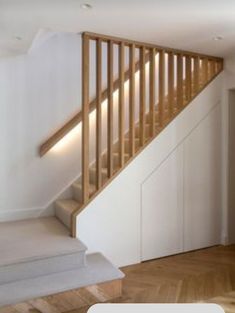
(77, 33, 222, 236)
(37, 32, 223, 236)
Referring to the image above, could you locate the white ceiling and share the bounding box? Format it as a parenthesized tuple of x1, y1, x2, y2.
(1, 0, 235, 58)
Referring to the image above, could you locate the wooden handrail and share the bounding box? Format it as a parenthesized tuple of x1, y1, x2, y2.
(39, 32, 222, 157)
(84, 32, 223, 61)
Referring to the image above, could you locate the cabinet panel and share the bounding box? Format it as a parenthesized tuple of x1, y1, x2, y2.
(141, 146, 183, 261)
(183, 106, 221, 251)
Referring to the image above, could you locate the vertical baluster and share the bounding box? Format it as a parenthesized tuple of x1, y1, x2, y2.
(82, 34, 90, 203)
(215, 60, 219, 74)
(202, 58, 208, 84)
(96, 39, 102, 189)
(129, 44, 135, 156)
(168, 51, 174, 118)
(218, 60, 222, 73)
(216, 60, 222, 73)
(158, 50, 165, 126)
(211, 60, 216, 78)
(119, 42, 125, 167)
(186, 55, 192, 102)
(177, 53, 183, 109)
(139, 46, 146, 146)
(107, 40, 114, 178)
(194, 56, 200, 94)
(208, 59, 212, 79)
(149, 48, 156, 137)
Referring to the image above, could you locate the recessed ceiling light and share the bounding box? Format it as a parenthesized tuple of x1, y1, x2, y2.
(212, 36, 223, 41)
(80, 3, 92, 10)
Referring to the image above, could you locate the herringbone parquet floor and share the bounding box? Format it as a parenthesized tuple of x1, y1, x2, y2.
(2, 245, 235, 313)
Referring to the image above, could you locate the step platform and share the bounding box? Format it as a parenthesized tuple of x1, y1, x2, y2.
(0, 253, 124, 307)
(0, 217, 87, 284)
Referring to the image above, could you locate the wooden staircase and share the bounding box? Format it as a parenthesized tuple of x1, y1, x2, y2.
(39, 32, 223, 237)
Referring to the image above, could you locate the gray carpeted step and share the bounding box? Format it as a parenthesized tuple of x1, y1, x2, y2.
(0, 217, 87, 284)
(0, 252, 125, 307)
(55, 199, 82, 229)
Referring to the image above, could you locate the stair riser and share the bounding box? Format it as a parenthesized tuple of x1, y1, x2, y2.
(55, 204, 71, 229)
(102, 153, 129, 168)
(0, 252, 86, 285)
(146, 112, 159, 124)
(73, 185, 82, 202)
(90, 169, 107, 185)
(135, 124, 151, 138)
(126, 139, 141, 154)
(72, 184, 96, 202)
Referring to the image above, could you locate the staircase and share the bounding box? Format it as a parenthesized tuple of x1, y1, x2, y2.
(0, 32, 223, 307)
(39, 32, 223, 237)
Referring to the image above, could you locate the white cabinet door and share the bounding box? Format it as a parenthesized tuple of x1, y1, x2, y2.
(183, 106, 221, 251)
(141, 146, 184, 261)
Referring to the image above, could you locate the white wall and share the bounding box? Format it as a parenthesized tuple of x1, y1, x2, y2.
(77, 74, 223, 267)
(0, 32, 83, 220)
(0, 31, 130, 220)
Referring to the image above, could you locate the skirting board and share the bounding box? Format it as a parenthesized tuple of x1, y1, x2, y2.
(0, 205, 54, 222)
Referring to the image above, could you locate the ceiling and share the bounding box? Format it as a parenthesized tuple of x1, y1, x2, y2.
(0, 0, 235, 58)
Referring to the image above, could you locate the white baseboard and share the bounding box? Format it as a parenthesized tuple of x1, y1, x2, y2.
(220, 233, 229, 245)
(0, 206, 54, 222)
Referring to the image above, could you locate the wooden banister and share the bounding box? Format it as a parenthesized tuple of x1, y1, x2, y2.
(71, 33, 222, 238)
(84, 32, 223, 61)
(39, 32, 222, 157)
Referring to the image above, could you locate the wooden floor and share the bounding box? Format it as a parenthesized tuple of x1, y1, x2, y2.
(2, 245, 235, 313)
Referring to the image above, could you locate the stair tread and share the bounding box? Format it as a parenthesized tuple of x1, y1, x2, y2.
(0, 252, 124, 307)
(0, 217, 86, 267)
(113, 152, 129, 157)
(73, 181, 96, 194)
(56, 199, 82, 213)
(125, 137, 139, 142)
(90, 165, 108, 174)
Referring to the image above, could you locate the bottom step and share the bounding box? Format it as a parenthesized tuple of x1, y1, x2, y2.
(0, 253, 124, 307)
